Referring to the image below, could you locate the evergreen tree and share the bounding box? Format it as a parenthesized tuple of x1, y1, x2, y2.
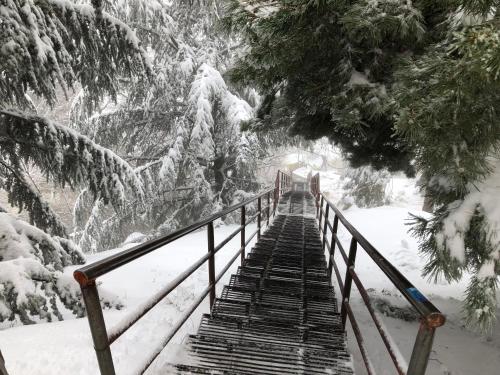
(340, 166, 391, 209)
(0, 0, 148, 324)
(395, 1, 500, 331)
(222, 0, 439, 175)
(71, 0, 291, 251)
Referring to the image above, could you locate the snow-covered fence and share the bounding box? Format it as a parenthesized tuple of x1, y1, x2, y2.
(73, 170, 292, 375)
(311, 173, 446, 375)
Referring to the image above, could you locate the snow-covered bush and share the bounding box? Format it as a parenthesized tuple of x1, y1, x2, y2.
(0, 213, 122, 325)
(0, 213, 85, 325)
(340, 166, 391, 209)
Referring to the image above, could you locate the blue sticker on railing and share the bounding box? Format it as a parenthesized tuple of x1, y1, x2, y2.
(406, 287, 428, 303)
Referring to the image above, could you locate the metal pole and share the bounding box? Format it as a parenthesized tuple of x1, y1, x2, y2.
(274, 173, 279, 216)
(207, 222, 216, 308)
(80, 282, 116, 375)
(328, 215, 339, 279)
(341, 238, 358, 328)
(280, 173, 283, 196)
(318, 196, 324, 232)
(322, 204, 330, 251)
(241, 205, 246, 265)
(266, 192, 270, 227)
(257, 197, 262, 239)
(407, 321, 436, 375)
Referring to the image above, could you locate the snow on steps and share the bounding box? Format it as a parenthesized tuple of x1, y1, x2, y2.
(164, 192, 354, 374)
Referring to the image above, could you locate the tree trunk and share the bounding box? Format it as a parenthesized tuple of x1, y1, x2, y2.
(422, 191, 433, 213)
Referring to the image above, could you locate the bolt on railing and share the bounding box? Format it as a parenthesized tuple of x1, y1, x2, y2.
(310, 172, 445, 375)
(74, 170, 292, 375)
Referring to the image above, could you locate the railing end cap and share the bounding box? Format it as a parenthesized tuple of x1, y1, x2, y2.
(73, 269, 93, 287)
(426, 312, 446, 328)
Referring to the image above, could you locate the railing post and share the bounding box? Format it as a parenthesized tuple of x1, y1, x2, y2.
(280, 173, 283, 196)
(341, 238, 358, 329)
(241, 205, 246, 264)
(80, 282, 116, 375)
(273, 188, 277, 217)
(274, 173, 279, 216)
(322, 204, 330, 251)
(207, 222, 216, 308)
(328, 215, 339, 279)
(266, 192, 270, 227)
(257, 196, 262, 239)
(407, 322, 436, 375)
(318, 196, 324, 232)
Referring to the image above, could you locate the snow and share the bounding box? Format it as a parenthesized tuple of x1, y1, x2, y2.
(318, 170, 499, 375)
(0, 212, 87, 324)
(1, 169, 500, 374)
(187, 63, 253, 158)
(440, 159, 500, 271)
(0, 223, 259, 375)
(348, 70, 373, 86)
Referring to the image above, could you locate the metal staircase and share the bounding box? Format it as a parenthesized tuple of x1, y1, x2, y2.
(166, 192, 353, 374)
(74, 171, 445, 375)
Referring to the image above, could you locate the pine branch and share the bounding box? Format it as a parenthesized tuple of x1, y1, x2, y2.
(0, 111, 144, 208)
(0, 158, 68, 237)
(0, 0, 152, 111)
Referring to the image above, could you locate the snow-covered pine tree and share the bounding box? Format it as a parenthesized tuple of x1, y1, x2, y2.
(71, 1, 291, 250)
(0, 0, 148, 324)
(395, 1, 500, 332)
(340, 166, 391, 209)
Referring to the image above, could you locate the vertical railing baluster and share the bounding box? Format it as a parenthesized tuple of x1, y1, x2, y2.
(316, 192, 320, 218)
(407, 322, 436, 375)
(266, 192, 270, 227)
(240, 205, 246, 264)
(328, 215, 339, 279)
(280, 173, 283, 196)
(80, 282, 116, 375)
(322, 204, 329, 251)
(207, 222, 216, 308)
(257, 196, 262, 239)
(274, 173, 279, 216)
(318, 196, 324, 232)
(341, 237, 358, 328)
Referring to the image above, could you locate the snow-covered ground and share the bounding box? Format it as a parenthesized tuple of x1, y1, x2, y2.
(316, 170, 500, 375)
(1, 169, 499, 374)
(0, 223, 260, 375)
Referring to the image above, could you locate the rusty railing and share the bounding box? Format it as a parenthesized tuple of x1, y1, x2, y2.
(310, 173, 445, 375)
(74, 170, 291, 375)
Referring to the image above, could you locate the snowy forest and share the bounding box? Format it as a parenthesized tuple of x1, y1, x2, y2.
(1, 1, 500, 374)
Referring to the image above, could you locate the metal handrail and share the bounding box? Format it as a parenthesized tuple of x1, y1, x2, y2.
(74, 188, 273, 285)
(309, 172, 445, 375)
(74, 170, 292, 375)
